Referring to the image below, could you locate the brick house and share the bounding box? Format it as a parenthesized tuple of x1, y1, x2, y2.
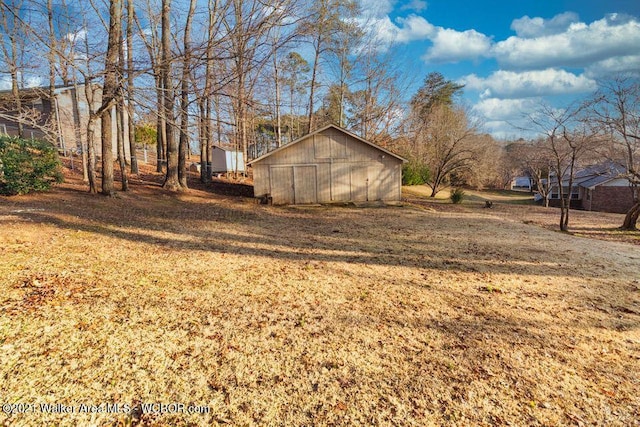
(548, 162, 637, 214)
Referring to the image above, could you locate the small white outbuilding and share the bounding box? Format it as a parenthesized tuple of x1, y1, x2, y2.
(211, 146, 245, 174)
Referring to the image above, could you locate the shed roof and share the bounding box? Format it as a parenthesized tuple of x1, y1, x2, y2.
(212, 145, 241, 152)
(247, 124, 407, 165)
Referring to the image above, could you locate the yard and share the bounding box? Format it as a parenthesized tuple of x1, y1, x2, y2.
(1, 171, 639, 426)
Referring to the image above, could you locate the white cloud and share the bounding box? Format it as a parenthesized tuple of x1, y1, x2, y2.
(366, 14, 491, 62)
(362, 14, 435, 46)
(25, 76, 43, 88)
(0, 76, 11, 91)
(400, 0, 427, 13)
(473, 98, 538, 121)
(510, 12, 580, 38)
(472, 98, 542, 139)
(585, 55, 640, 78)
(460, 69, 596, 99)
(423, 28, 492, 63)
(0, 75, 43, 91)
(493, 14, 640, 69)
(359, 0, 395, 19)
(364, 9, 640, 69)
(65, 28, 87, 44)
(394, 15, 436, 42)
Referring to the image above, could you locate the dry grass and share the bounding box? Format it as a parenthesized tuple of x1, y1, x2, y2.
(1, 170, 639, 426)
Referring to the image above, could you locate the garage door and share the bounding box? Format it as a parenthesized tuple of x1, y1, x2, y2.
(350, 165, 369, 201)
(294, 165, 317, 204)
(270, 166, 294, 204)
(270, 165, 317, 204)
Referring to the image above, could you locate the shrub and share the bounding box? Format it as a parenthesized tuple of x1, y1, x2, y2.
(402, 162, 430, 186)
(0, 136, 63, 195)
(449, 187, 465, 204)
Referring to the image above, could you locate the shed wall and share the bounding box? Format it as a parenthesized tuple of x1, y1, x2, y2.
(211, 148, 245, 173)
(252, 128, 402, 204)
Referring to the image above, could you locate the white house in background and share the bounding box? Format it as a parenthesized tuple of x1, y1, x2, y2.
(511, 175, 533, 191)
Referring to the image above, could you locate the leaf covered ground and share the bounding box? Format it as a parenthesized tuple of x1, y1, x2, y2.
(1, 171, 639, 426)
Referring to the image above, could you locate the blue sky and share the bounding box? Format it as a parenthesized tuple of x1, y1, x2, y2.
(361, 0, 640, 139)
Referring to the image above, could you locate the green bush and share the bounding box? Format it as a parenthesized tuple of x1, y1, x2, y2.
(0, 136, 63, 195)
(449, 187, 465, 204)
(402, 162, 430, 186)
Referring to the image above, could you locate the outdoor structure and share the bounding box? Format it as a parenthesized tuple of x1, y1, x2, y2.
(511, 175, 533, 191)
(0, 84, 129, 158)
(249, 124, 406, 205)
(211, 146, 245, 174)
(547, 162, 636, 213)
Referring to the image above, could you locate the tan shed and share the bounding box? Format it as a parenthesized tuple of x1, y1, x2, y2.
(248, 125, 406, 205)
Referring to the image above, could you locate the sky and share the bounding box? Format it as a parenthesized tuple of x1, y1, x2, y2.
(361, 0, 640, 139)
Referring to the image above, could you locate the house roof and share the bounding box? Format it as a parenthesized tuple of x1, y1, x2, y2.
(554, 161, 631, 189)
(247, 124, 407, 165)
(0, 83, 86, 99)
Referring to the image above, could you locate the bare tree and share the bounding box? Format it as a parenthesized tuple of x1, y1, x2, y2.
(530, 103, 593, 231)
(0, 0, 27, 138)
(223, 0, 297, 162)
(177, 0, 197, 189)
(281, 51, 309, 141)
(590, 76, 640, 230)
(455, 133, 505, 190)
(506, 140, 553, 206)
(101, 0, 123, 196)
(416, 105, 479, 197)
(114, 5, 129, 191)
(300, 0, 357, 133)
(160, 0, 180, 191)
(136, 0, 165, 173)
(126, 0, 138, 175)
(347, 43, 408, 145)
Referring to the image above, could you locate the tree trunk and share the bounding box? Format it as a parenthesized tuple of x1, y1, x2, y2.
(307, 36, 321, 134)
(273, 50, 282, 148)
(10, 71, 23, 139)
(86, 117, 97, 194)
(117, 2, 128, 191)
(199, 100, 207, 182)
(161, 0, 180, 191)
(84, 81, 98, 194)
(101, 105, 116, 196)
(101, 0, 122, 196)
(126, 0, 138, 175)
(178, 0, 196, 189)
(155, 80, 165, 173)
(430, 170, 443, 197)
(560, 202, 569, 231)
(69, 79, 87, 181)
(46, 0, 60, 149)
(621, 201, 640, 230)
(117, 102, 129, 191)
(290, 85, 295, 142)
